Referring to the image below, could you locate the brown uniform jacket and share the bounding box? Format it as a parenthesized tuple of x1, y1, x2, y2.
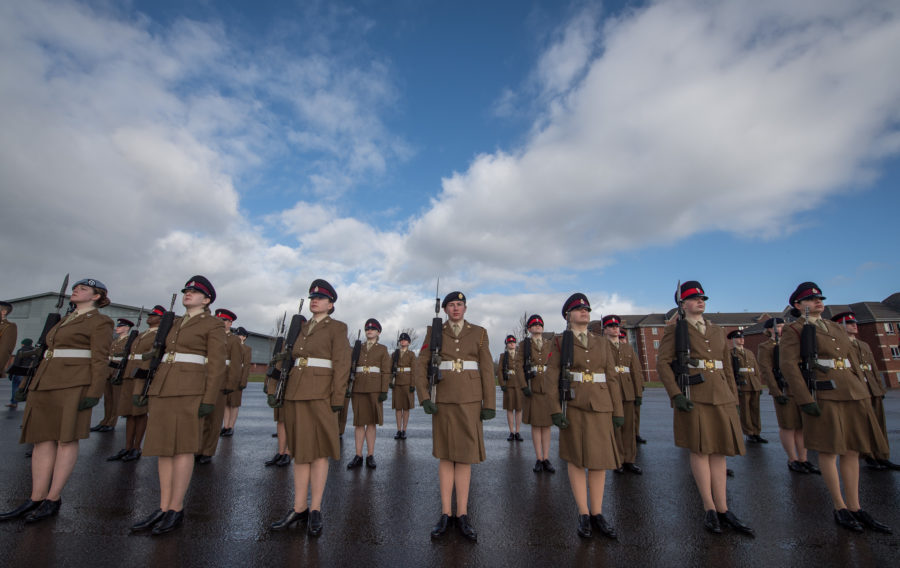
(108, 334, 130, 378)
(0, 321, 17, 377)
(657, 319, 739, 405)
(30, 309, 114, 399)
(757, 338, 789, 397)
(548, 331, 624, 416)
(414, 320, 495, 408)
(286, 316, 351, 408)
(608, 338, 643, 401)
(780, 317, 870, 406)
(240, 343, 252, 389)
(732, 347, 763, 392)
(146, 311, 227, 406)
(393, 349, 416, 386)
(851, 337, 885, 397)
(223, 332, 244, 391)
(353, 342, 391, 393)
(126, 327, 158, 383)
(513, 336, 553, 394)
(497, 349, 523, 390)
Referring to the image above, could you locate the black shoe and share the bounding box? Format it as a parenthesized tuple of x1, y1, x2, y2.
(726, 468, 735, 477)
(533, 460, 544, 473)
(577, 514, 592, 538)
(834, 508, 863, 533)
(0, 499, 41, 521)
(271, 432, 278, 438)
(99, 425, 114, 433)
(635, 435, 647, 444)
(851, 510, 892, 534)
(25, 450, 32, 458)
(878, 459, 900, 471)
(131, 508, 165, 532)
(542, 460, 556, 473)
(196, 455, 212, 465)
(151, 510, 184, 535)
(308, 510, 323, 537)
(756, 435, 769, 443)
(718, 510, 754, 537)
(24, 498, 60, 523)
(746, 435, 757, 444)
(219, 427, 226, 435)
(802, 461, 821, 474)
(365, 455, 376, 469)
(220, 428, 233, 438)
(276, 454, 292, 467)
(122, 449, 142, 462)
(394, 430, 402, 439)
(704, 510, 722, 534)
(347, 455, 363, 469)
(271, 508, 309, 530)
(507, 432, 515, 442)
(613, 466, 624, 474)
(90, 424, 104, 432)
(265, 453, 283, 466)
(590, 514, 617, 539)
(106, 448, 129, 461)
(623, 462, 643, 474)
(430, 514, 451, 539)
(457, 514, 477, 541)
(515, 432, 523, 442)
(400, 430, 407, 440)
(864, 456, 885, 470)
(788, 461, 808, 473)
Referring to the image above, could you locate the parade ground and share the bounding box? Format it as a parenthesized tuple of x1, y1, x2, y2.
(1, 383, 898, 567)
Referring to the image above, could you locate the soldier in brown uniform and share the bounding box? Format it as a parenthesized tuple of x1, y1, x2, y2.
(728, 330, 767, 444)
(108, 305, 166, 462)
(548, 294, 623, 539)
(758, 317, 818, 474)
(625, 331, 648, 445)
(270, 279, 350, 537)
(391, 332, 416, 440)
(831, 311, 900, 471)
(780, 282, 891, 533)
(602, 315, 643, 474)
(221, 326, 251, 437)
(414, 291, 494, 541)
(0, 279, 113, 523)
(130, 276, 227, 535)
(657, 281, 753, 536)
(265, 317, 304, 467)
(499, 335, 524, 441)
(515, 314, 556, 473)
(92, 319, 132, 433)
(0, 301, 17, 382)
(191, 308, 239, 463)
(347, 318, 391, 469)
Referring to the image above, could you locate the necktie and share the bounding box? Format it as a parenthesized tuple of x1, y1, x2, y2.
(306, 319, 317, 335)
(578, 333, 587, 348)
(452, 324, 461, 337)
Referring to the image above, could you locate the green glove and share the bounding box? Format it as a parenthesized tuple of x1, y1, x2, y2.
(500, 385, 507, 392)
(133, 394, 148, 408)
(800, 402, 821, 416)
(551, 413, 569, 429)
(332, 405, 343, 412)
(522, 386, 532, 397)
(634, 396, 642, 406)
(612, 416, 624, 428)
(378, 392, 388, 402)
(480, 408, 495, 421)
(673, 394, 694, 412)
(267, 394, 283, 408)
(198, 403, 214, 417)
(78, 397, 100, 411)
(775, 395, 789, 405)
(13, 389, 27, 402)
(422, 400, 437, 414)
(409, 386, 415, 393)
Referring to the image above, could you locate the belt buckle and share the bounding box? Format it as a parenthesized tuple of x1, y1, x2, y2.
(165, 352, 175, 364)
(583, 371, 594, 384)
(45, 350, 53, 360)
(536, 365, 545, 373)
(297, 357, 308, 368)
(452, 359, 463, 372)
(615, 365, 624, 373)
(704, 360, 715, 371)
(834, 359, 845, 370)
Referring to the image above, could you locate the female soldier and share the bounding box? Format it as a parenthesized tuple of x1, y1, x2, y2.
(270, 279, 350, 537)
(221, 326, 251, 437)
(265, 317, 304, 468)
(347, 318, 391, 469)
(515, 315, 556, 473)
(781, 283, 891, 533)
(391, 332, 416, 440)
(548, 294, 623, 539)
(130, 276, 226, 535)
(499, 335, 524, 441)
(0, 278, 113, 523)
(657, 281, 753, 536)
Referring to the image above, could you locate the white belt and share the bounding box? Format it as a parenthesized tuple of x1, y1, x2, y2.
(860, 364, 872, 371)
(45, 349, 91, 360)
(614, 365, 630, 373)
(530, 365, 547, 373)
(295, 357, 332, 369)
(109, 356, 124, 362)
(817, 358, 851, 370)
(689, 359, 724, 370)
(504, 369, 515, 376)
(571, 371, 606, 383)
(738, 367, 755, 373)
(439, 360, 479, 372)
(163, 352, 207, 365)
(398, 367, 411, 372)
(356, 366, 381, 373)
(129, 353, 142, 361)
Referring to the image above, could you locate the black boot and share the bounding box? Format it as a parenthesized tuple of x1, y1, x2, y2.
(533, 460, 543, 473)
(131, 508, 165, 532)
(394, 430, 402, 439)
(271, 508, 309, 530)
(834, 508, 863, 532)
(151, 510, 184, 535)
(577, 514, 592, 538)
(365, 455, 376, 469)
(308, 510, 323, 537)
(0, 499, 41, 521)
(851, 510, 892, 534)
(430, 514, 450, 539)
(24, 498, 61, 523)
(457, 514, 477, 541)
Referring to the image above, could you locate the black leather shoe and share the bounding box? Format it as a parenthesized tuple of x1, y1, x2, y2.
(542, 460, 556, 473)
(457, 514, 477, 541)
(864, 456, 885, 470)
(507, 432, 515, 441)
(308, 510, 323, 537)
(347, 455, 363, 469)
(878, 459, 900, 471)
(0, 499, 41, 521)
(533, 460, 544, 473)
(90, 424, 104, 432)
(430, 514, 451, 539)
(515, 432, 523, 441)
(122, 449, 142, 462)
(196, 455, 212, 465)
(394, 430, 402, 439)
(851, 510, 892, 534)
(756, 435, 769, 443)
(613, 467, 624, 474)
(834, 508, 863, 532)
(271, 432, 278, 438)
(107, 448, 129, 461)
(591, 514, 618, 539)
(131, 508, 165, 531)
(802, 461, 821, 474)
(746, 435, 757, 444)
(24, 498, 60, 523)
(220, 428, 233, 438)
(276, 454, 292, 467)
(704, 510, 722, 534)
(726, 468, 735, 477)
(366, 455, 376, 469)
(99, 425, 114, 433)
(265, 453, 283, 466)
(577, 514, 592, 538)
(623, 462, 643, 474)
(788, 461, 808, 473)
(400, 430, 407, 439)
(151, 510, 184, 535)
(219, 427, 226, 435)
(635, 435, 647, 444)
(271, 508, 309, 530)
(718, 510, 754, 537)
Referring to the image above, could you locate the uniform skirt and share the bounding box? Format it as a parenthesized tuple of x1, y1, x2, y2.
(284, 399, 339, 462)
(117, 379, 148, 417)
(432, 401, 485, 464)
(802, 398, 888, 455)
(352, 392, 383, 426)
(143, 395, 203, 457)
(20, 386, 91, 444)
(872, 396, 891, 459)
(559, 406, 621, 470)
(523, 391, 554, 427)
(391, 385, 415, 410)
(502, 384, 523, 411)
(273, 406, 285, 423)
(673, 402, 745, 456)
(226, 390, 243, 407)
(773, 395, 803, 430)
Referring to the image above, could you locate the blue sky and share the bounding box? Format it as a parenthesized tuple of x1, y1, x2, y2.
(2, 0, 899, 352)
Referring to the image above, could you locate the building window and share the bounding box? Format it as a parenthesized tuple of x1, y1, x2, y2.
(651, 327, 658, 335)
(891, 346, 900, 359)
(653, 340, 660, 349)
(885, 322, 896, 334)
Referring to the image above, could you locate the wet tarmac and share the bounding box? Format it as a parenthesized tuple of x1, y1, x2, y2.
(1, 382, 898, 567)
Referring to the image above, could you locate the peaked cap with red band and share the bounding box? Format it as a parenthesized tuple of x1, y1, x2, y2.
(676, 280, 708, 303)
(562, 293, 591, 318)
(602, 315, 621, 328)
(215, 309, 237, 322)
(365, 318, 382, 332)
(308, 279, 337, 303)
(789, 282, 826, 305)
(831, 311, 857, 325)
(526, 314, 544, 328)
(505, 335, 517, 344)
(116, 318, 135, 328)
(182, 275, 216, 303)
(149, 305, 167, 317)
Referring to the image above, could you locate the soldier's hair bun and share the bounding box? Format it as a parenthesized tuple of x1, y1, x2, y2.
(94, 289, 111, 309)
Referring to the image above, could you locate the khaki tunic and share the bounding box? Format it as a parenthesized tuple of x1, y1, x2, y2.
(101, 333, 129, 426)
(733, 347, 762, 436)
(0, 320, 17, 378)
(117, 327, 157, 416)
(657, 319, 745, 456)
(414, 320, 494, 464)
(226, 343, 252, 407)
(609, 338, 642, 463)
(780, 318, 887, 455)
(758, 338, 803, 430)
(350, 341, 391, 426)
(514, 336, 554, 427)
(22, 309, 114, 443)
(499, 349, 524, 411)
(852, 337, 891, 459)
(391, 349, 416, 410)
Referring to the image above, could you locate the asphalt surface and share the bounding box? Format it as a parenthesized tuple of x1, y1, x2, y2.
(1, 382, 899, 568)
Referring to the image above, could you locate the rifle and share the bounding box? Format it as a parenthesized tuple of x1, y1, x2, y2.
(558, 314, 575, 418)
(264, 312, 288, 392)
(772, 324, 787, 392)
(798, 307, 834, 400)
(522, 330, 535, 392)
(426, 279, 443, 402)
(136, 294, 177, 404)
(671, 280, 704, 399)
(109, 307, 144, 385)
(346, 330, 362, 398)
(272, 301, 307, 407)
(731, 347, 746, 387)
(12, 274, 70, 399)
(389, 333, 400, 389)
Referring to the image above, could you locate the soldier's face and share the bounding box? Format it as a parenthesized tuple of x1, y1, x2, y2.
(115, 325, 130, 335)
(70, 284, 100, 305)
(603, 324, 619, 338)
(506, 341, 516, 352)
(365, 328, 379, 340)
(683, 297, 705, 315)
(795, 297, 824, 316)
(309, 297, 333, 315)
(222, 319, 233, 331)
(569, 307, 591, 325)
(182, 289, 209, 309)
(444, 300, 466, 322)
(399, 339, 410, 348)
(844, 322, 858, 335)
(528, 324, 543, 336)
(732, 337, 744, 347)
